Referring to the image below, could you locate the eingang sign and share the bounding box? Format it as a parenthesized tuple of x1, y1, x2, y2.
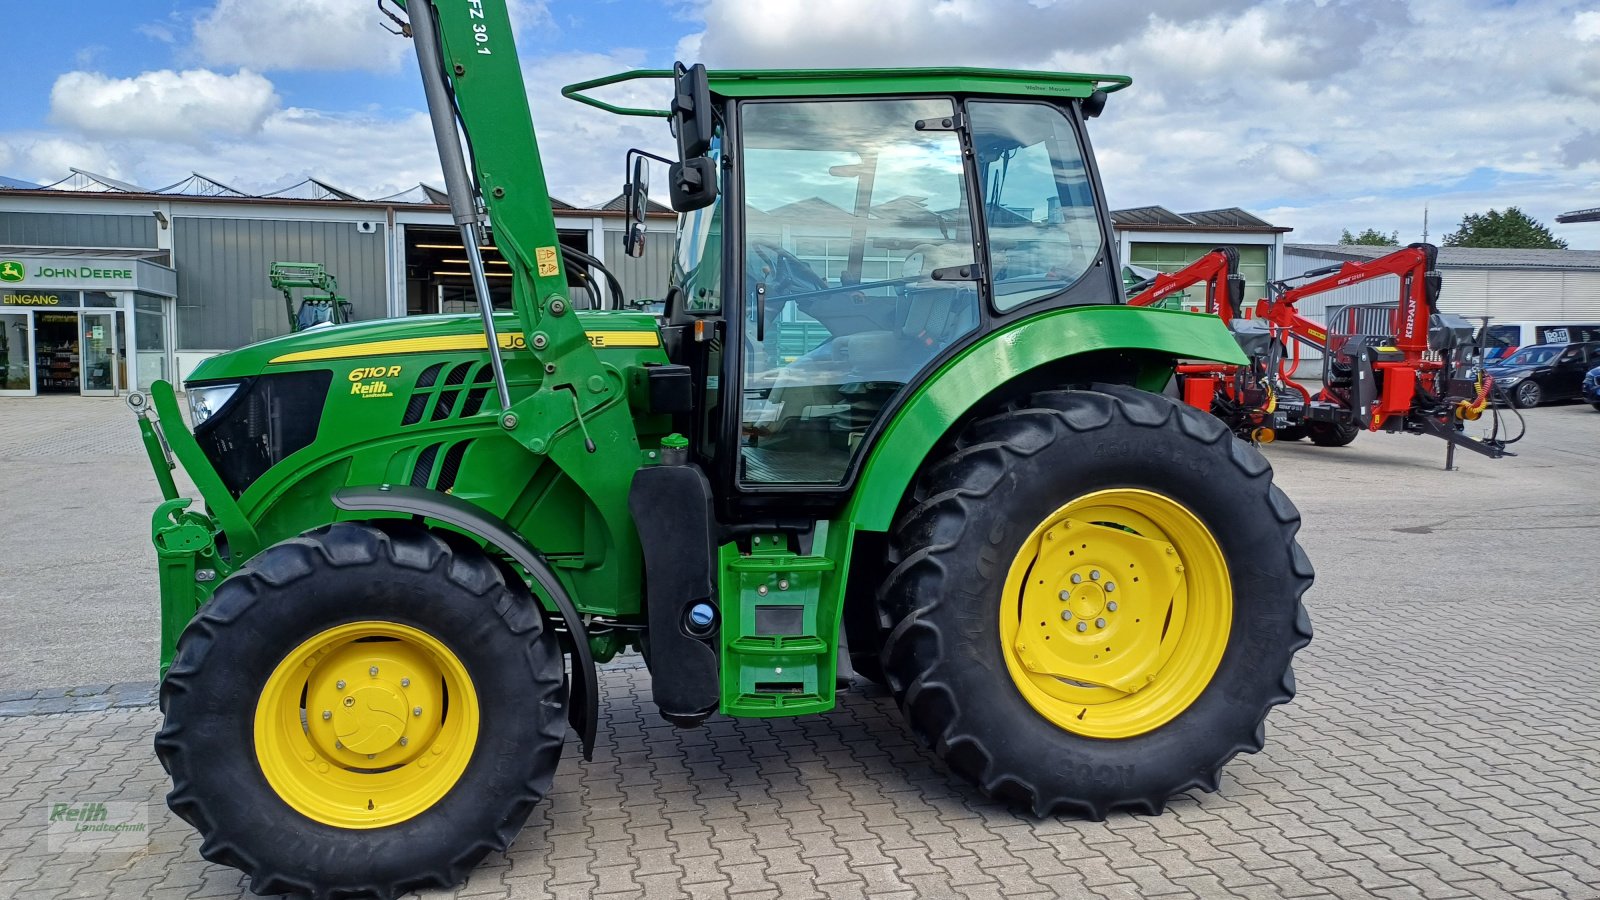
(1, 290, 76, 306)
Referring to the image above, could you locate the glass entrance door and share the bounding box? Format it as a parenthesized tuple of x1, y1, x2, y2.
(81, 310, 121, 396)
(0, 311, 34, 395)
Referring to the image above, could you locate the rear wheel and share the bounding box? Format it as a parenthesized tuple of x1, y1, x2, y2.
(1273, 424, 1308, 442)
(1307, 420, 1360, 446)
(878, 386, 1312, 818)
(155, 522, 566, 899)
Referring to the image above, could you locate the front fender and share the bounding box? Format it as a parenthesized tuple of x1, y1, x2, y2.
(331, 485, 600, 761)
(847, 305, 1245, 532)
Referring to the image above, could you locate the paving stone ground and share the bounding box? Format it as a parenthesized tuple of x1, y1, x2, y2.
(1, 396, 1597, 898)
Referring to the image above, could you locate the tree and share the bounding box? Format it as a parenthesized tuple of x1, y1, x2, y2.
(1340, 228, 1399, 246)
(1442, 207, 1568, 250)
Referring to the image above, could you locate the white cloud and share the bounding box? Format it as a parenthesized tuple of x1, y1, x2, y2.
(193, 0, 412, 73)
(6, 0, 1597, 250)
(680, 0, 1599, 249)
(521, 50, 679, 207)
(190, 0, 552, 73)
(48, 69, 279, 143)
(1576, 10, 1600, 42)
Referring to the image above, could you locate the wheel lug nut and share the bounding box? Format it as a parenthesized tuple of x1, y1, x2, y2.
(1059, 590, 1071, 601)
(1105, 582, 1115, 592)
(1096, 618, 1107, 629)
(413, 706, 423, 717)
(1107, 601, 1118, 612)
(1061, 610, 1073, 621)
(1071, 573, 1083, 584)
(1090, 570, 1100, 581)
(336, 680, 346, 690)
(335, 740, 343, 750)
(367, 754, 375, 760)
(1077, 621, 1088, 633)
(321, 710, 332, 720)
(369, 666, 379, 677)
(399, 737, 409, 747)
(400, 677, 410, 688)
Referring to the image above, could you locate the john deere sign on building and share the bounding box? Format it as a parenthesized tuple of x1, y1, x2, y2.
(0, 257, 140, 289)
(0, 250, 177, 398)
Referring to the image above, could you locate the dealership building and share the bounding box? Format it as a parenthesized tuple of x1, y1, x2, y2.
(0, 169, 673, 398)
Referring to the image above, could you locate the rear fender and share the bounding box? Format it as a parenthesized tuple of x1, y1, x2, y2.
(847, 305, 1247, 532)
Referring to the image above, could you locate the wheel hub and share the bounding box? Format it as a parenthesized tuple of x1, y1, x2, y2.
(255, 621, 477, 828)
(1013, 520, 1182, 694)
(999, 489, 1232, 739)
(301, 640, 445, 767)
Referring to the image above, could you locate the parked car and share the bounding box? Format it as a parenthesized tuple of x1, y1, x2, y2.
(1583, 364, 1600, 411)
(1487, 341, 1600, 408)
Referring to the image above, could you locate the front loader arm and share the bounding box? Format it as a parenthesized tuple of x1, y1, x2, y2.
(394, 1, 645, 610)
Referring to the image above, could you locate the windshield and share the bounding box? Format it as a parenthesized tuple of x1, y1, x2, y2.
(968, 101, 1103, 310)
(1500, 346, 1559, 366)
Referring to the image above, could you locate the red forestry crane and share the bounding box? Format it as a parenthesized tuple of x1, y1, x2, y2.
(1128, 244, 1513, 462)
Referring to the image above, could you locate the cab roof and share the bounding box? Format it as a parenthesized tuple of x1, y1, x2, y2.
(562, 67, 1131, 118)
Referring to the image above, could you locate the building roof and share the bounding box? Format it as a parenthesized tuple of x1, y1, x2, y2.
(1286, 243, 1600, 271)
(2, 173, 661, 217)
(1556, 206, 1600, 224)
(597, 191, 673, 214)
(1111, 205, 1291, 233)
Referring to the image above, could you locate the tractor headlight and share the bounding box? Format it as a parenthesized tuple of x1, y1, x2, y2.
(187, 382, 242, 426)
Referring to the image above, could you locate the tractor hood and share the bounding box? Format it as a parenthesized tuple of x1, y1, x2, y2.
(186, 310, 663, 385)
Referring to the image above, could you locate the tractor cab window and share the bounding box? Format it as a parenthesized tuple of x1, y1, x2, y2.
(737, 97, 978, 485)
(968, 101, 1103, 311)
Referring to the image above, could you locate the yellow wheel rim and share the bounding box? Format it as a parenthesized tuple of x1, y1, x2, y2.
(999, 489, 1231, 739)
(253, 620, 479, 829)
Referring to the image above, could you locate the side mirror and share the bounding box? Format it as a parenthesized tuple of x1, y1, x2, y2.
(669, 157, 717, 213)
(625, 154, 650, 259)
(671, 62, 714, 159)
(668, 62, 719, 212)
(1081, 89, 1108, 119)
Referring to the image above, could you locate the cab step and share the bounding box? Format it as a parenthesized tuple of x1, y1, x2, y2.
(718, 533, 840, 717)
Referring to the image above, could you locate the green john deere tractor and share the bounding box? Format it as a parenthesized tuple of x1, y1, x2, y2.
(130, 2, 1312, 896)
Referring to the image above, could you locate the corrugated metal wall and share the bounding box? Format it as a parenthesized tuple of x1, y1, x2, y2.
(1285, 251, 1600, 323)
(173, 217, 387, 348)
(0, 211, 158, 248)
(604, 227, 673, 302)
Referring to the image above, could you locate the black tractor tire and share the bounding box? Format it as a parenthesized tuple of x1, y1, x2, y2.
(1307, 420, 1360, 447)
(1273, 424, 1309, 442)
(1512, 380, 1543, 409)
(1591, 402, 1600, 412)
(155, 521, 566, 900)
(877, 385, 1312, 819)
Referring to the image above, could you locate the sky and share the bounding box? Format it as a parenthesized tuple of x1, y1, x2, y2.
(1, 0, 1597, 248)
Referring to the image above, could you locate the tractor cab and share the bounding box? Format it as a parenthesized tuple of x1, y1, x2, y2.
(590, 66, 1125, 510)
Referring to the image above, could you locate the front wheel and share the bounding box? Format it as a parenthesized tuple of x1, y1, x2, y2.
(1512, 380, 1543, 408)
(878, 386, 1312, 818)
(155, 522, 567, 899)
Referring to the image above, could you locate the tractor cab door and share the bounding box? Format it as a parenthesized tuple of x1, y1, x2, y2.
(729, 97, 982, 490)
